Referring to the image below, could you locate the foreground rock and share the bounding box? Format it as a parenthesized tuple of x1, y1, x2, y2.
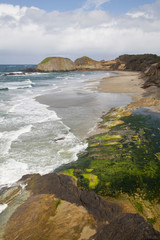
(0, 173, 160, 240)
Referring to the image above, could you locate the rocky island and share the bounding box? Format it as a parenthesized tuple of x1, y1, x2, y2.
(0, 54, 160, 240)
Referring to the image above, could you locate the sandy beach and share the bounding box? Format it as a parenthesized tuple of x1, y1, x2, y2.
(97, 71, 145, 95)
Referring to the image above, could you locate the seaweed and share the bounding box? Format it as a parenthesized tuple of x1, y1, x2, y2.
(57, 109, 160, 201)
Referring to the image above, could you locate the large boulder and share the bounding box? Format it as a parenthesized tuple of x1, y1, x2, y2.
(36, 57, 76, 72)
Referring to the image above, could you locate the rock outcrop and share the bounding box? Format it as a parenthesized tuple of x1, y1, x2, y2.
(142, 62, 160, 88)
(36, 56, 121, 72)
(116, 54, 160, 71)
(36, 57, 75, 72)
(0, 173, 160, 240)
(33, 54, 160, 73)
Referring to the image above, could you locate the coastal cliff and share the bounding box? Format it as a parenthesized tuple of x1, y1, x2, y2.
(142, 63, 160, 88)
(36, 56, 123, 72)
(36, 57, 75, 72)
(36, 54, 160, 87)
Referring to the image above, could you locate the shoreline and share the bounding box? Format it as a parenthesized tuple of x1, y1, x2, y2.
(86, 70, 146, 136)
(36, 71, 133, 140)
(1, 70, 160, 238)
(89, 70, 145, 95)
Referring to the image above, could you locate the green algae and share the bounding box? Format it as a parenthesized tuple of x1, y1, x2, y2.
(86, 169, 93, 173)
(104, 142, 119, 146)
(95, 134, 122, 141)
(89, 143, 100, 147)
(155, 152, 160, 160)
(57, 110, 160, 201)
(62, 169, 77, 180)
(82, 174, 99, 189)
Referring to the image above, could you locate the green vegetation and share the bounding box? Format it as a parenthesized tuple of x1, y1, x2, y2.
(134, 202, 143, 213)
(40, 57, 53, 64)
(147, 217, 157, 225)
(56, 199, 61, 209)
(62, 169, 77, 180)
(58, 109, 160, 201)
(117, 54, 160, 71)
(82, 173, 99, 189)
(74, 56, 96, 65)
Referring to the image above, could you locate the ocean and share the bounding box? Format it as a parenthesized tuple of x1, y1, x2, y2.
(0, 65, 131, 189)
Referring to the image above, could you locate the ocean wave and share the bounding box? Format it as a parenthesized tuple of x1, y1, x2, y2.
(0, 88, 8, 91)
(0, 124, 33, 156)
(0, 79, 35, 91)
(0, 159, 29, 188)
(0, 204, 8, 214)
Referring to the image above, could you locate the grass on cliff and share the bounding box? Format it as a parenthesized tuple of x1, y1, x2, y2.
(40, 57, 53, 64)
(58, 110, 160, 201)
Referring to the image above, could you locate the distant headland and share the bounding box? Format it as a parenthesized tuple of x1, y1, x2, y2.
(15, 54, 160, 89)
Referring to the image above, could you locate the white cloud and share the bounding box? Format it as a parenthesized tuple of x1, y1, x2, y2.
(0, 2, 160, 63)
(83, 0, 110, 9)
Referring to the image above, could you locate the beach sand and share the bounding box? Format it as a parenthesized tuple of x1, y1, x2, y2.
(86, 71, 146, 136)
(97, 71, 145, 95)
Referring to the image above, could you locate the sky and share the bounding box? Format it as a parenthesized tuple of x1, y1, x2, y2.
(0, 0, 159, 63)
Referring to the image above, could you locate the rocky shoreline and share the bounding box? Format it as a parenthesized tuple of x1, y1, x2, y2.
(1, 170, 160, 239)
(1, 54, 160, 239)
(1, 93, 160, 239)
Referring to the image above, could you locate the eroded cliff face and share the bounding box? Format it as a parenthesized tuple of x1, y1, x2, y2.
(36, 56, 122, 72)
(36, 57, 76, 72)
(142, 63, 160, 88)
(32, 54, 160, 73)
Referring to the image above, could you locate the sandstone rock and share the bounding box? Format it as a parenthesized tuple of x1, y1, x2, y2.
(36, 56, 120, 72)
(143, 63, 160, 88)
(4, 194, 96, 240)
(36, 57, 75, 72)
(74, 57, 119, 71)
(1, 173, 160, 240)
(26, 173, 122, 223)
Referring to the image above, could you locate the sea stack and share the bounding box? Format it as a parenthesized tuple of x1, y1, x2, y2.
(36, 57, 76, 72)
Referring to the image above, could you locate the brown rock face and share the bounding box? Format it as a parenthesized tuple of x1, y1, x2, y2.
(4, 194, 96, 240)
(26, 173, 122, 223)
(74, 56, 119, 71)
(36, 57, 75, 72)
(1, 173, 160, 240)
(90, 213, 160, 240)
(143, 63, 160, 88)
(36, 56, 120, 72)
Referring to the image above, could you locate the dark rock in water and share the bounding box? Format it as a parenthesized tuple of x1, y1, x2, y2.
(90, 213, 160, 240)
(2, 68, 38, 77)
(54, 137, 65, 142)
